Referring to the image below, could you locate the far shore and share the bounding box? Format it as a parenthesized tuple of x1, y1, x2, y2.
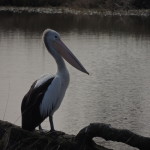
(0, 6, 150, 16)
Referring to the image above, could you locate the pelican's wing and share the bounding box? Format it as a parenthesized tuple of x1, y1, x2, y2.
(34, 74, 54, 88)
(21, 74, 54, 113)
(21, 74, 55, 130)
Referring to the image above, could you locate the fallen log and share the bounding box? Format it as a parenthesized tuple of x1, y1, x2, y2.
(0, 120, 150, 150)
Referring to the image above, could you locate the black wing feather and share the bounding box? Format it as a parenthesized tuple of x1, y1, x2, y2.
(21, 77, 54, 131)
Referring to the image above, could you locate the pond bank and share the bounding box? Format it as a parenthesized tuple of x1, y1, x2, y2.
(0, 6, 150, 16)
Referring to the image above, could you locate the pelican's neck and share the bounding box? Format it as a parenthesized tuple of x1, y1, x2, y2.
(52, 49, 70, 89)
(54, 52, 68, 73)
(46, 43, 69, 75)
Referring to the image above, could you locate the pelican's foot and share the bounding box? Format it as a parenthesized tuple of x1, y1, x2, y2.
(36, 128, 48, 134)
(38, 125, 46, 132)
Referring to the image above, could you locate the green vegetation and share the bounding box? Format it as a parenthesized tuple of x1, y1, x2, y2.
(0, 0, 149, 9)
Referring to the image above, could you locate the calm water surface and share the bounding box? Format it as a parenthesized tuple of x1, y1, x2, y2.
(0, 12, 150, 150)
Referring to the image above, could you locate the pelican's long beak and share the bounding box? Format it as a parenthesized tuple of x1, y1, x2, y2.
(53, 39, 89, 75)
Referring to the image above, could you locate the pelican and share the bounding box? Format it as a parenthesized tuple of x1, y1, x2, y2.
(21, 29, 89, 131)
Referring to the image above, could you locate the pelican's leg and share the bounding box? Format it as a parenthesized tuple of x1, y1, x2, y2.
(39, 124, 43, 131)
(49, 115, 55, 132)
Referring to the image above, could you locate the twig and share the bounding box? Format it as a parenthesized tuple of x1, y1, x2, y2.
(3, 81, 10, 121)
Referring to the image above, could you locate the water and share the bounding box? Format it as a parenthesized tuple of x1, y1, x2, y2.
(0, 12, 150, 150)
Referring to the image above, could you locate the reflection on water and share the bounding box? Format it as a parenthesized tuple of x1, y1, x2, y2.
(0, 12, 150, 35)
(0, 12, 150, 150)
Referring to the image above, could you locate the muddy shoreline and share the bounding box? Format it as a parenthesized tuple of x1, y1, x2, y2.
(0, 6, 150, 16)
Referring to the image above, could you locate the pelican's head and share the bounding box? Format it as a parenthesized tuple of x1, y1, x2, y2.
(43, 29, 89, 75)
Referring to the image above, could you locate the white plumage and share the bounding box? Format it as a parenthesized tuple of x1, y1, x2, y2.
(40, 72, 69, 118)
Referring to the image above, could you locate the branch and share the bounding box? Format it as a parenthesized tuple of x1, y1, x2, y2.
(76, 123, 150, 150)
(0, 120, 150, 150)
